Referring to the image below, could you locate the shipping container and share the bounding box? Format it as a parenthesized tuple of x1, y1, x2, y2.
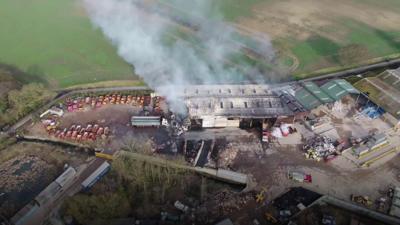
(55, 167, 76, 187)
(81, 161, 110, 190)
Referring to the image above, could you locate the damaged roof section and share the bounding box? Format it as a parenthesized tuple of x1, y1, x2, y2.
(186, 96, 293, 118)
(182, 84, 295, 118)
(182, 84, 274, 97)
(182, 80, 359, 118)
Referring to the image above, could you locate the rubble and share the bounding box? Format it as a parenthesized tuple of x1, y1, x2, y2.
(206, 190, 254, 215)
(216, 140, 265, 169)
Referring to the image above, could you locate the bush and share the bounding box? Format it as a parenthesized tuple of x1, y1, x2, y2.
(63, 192, 132, 225)
(0, 83, 55, 127)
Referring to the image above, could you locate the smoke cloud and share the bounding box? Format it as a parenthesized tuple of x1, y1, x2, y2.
(82, 0, 278, 113)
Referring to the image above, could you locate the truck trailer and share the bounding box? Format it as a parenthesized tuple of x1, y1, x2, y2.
(81, 161, 110, 190)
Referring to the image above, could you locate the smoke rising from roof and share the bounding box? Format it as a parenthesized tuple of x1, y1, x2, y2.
(82, 0, 279, 114)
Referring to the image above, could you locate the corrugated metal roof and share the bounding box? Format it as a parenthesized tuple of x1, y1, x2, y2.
(131, 116, 161, 126)
(55, 167, 76, 187)
(320, 80, 348, 101)
(303, 82, 333, 103)
(82, 161, 110, 188)
(381, 69, 400, 91)
(295, 88, 322, 110)
(334, 79, 359, 94)
(35, 182, 61, 206)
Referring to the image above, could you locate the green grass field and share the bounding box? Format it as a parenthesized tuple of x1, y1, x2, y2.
(0, 0, 135, 88)
(1, 0, 400, 88)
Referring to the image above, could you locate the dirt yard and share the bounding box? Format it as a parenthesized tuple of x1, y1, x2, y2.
(26, 104, 140, 142)
(226, 136, 400, 205)
(25, 103, 174, 155)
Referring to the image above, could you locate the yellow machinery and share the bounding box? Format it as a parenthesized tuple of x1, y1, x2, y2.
(264, 213, 278, 224)
(95, 152, 113, 160)
(256, 188, 267, 204)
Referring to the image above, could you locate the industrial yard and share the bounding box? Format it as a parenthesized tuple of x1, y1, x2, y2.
(1, 68, 399, 225)
(2, 1, 400, 224)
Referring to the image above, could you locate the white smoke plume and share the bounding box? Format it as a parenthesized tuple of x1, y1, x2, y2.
(82, 0, 278, 113)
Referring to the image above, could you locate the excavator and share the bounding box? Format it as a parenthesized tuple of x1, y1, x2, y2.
(256, 188, 267, 204)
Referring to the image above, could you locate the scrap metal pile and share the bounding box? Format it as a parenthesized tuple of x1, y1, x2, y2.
(303, 135, 336, 161)
(64, 94, 151, 112)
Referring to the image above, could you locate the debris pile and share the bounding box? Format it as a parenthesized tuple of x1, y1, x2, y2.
(185, 140, 203, 164)
(303, 136, 336, 161)
(267, 124, 297, 140)
(153, 96, 165, 114)
(210, 190, 253, 215)
(217, 140, 264, 168)
(64, 94, 150, 112)
(167, 114, 189, 137)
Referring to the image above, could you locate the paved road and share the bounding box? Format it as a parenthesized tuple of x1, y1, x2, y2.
(301, 58, 400, 82)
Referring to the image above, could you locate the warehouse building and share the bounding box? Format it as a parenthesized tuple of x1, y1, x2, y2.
(181, 84, 306, 128)
(354, 67, 400, 121)
(294, 79, 359, 110)
(180, 80, 359, 128)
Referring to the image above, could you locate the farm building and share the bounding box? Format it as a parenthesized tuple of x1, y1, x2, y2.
(180, 81, 359, 128)
(354, 67, 400, 121)
(181, 84, 307, 128)
(294, 79, 359, 110)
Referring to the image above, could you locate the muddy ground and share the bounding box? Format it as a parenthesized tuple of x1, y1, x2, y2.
(0, 142, 89, 219)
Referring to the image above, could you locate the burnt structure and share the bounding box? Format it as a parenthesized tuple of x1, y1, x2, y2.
(181, 84, 307, 128)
